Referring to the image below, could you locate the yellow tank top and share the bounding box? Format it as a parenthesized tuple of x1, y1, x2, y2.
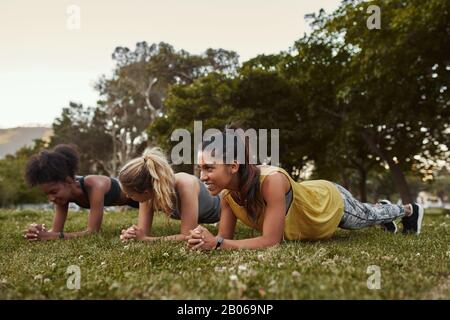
(223, 166, 344, 241)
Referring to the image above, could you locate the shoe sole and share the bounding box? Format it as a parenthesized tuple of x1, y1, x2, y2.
(402, 204, 424, 235)
(382, 221, 398, 233)
(416, 204, 424, 235)
(392, 221, 398, 234)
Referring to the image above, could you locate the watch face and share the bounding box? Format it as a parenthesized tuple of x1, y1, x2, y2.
(215, 237, 224, 249)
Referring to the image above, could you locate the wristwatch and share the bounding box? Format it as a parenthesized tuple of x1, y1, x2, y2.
(215, 236, 224, 250)
(59, 231, 65, 239)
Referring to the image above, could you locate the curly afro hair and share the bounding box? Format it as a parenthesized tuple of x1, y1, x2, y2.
(25, 144, 80, 186)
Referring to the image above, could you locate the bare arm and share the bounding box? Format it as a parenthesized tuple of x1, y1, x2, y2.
(60, 185, 106, 239)
(50, 203, 69, 232)
(123, 175, 200, 243)
(24, 203, 70, 241)
(188, 173, 287, 250)
(26, 177, 111, 241)
(143, 175, 199, 242)
(220, 174, 286, 249)
(137, 200, 154, 236)
(217, 197, 237, 239)
(124, 200, 159, 242)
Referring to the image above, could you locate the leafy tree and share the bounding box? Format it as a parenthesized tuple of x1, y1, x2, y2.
(319, 0, 450, 203)
(149, 72, 242, 173)
(0, 140, 47, 206)
(49, 102, 113, 175)
(95, 42, 240, 173)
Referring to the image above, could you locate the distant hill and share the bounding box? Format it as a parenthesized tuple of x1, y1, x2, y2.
(0, 127, 52, 158)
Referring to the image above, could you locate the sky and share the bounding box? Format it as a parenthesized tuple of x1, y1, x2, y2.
(0, 0, 342, 128)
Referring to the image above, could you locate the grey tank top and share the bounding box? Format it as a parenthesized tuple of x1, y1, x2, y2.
(169, 178, 221, 224)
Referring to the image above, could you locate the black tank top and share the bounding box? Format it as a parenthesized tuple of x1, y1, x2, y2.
(75, 176, 139, 209)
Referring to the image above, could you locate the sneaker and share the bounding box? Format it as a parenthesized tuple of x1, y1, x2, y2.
(378, 200, 398, 233)
(402, 203, 424, 235)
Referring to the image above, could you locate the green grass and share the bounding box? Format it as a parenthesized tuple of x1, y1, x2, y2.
(0, 209, 448, 299)
(425, 208, 450, 215)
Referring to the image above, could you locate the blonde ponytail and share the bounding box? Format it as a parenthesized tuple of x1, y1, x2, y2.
(118, 148, 176, 214)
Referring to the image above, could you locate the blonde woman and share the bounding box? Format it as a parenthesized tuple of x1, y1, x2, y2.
(118, 148, 221, 242)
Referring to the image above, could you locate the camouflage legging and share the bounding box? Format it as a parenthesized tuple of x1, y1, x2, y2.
(334, 183, 406, 230)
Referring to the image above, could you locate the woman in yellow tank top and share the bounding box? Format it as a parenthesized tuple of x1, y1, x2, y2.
(186, 129, 424, 250)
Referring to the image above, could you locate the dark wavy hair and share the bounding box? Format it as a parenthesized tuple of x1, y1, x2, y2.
(25, 144, 80, 186)
(202, 124, 263, 224)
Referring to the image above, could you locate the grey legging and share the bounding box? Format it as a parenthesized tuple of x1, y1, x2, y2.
(334, 183, 406, 230)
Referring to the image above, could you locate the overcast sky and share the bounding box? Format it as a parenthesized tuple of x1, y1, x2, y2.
(0, 0, 342, 128)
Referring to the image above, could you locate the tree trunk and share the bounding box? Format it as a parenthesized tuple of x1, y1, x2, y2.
(350, 159, 368, 202)
(385, 158, 413, 204)
(361, 131, 413, 204)
(358, 166, 367, 203)
(341, 169, 351, 191)
(111, 125, 117, 177)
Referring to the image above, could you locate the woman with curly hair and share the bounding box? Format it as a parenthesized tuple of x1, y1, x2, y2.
(24, 144, 139, 241)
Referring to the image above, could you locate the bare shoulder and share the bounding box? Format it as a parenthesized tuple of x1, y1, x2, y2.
(83, 175, 111, 193)
(220, 193, 232, 207)
(261, 171, 290, 197)
(175, 172, 199, 194)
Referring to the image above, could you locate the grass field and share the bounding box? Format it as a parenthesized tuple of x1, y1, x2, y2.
(0, 209, 448, 299)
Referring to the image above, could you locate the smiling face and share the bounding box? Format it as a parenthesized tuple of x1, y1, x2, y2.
(197, 150, 239, 196)
(40, 180, 73, 206)
(122, 185, 153, 203)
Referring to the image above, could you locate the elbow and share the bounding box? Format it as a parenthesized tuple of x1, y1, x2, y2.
(263, 240, 281, 249)
(261, 236, 282, 248)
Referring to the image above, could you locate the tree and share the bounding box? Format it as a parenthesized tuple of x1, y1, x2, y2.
(0, 140, 47, 206)
(231, 54, 305, 176)
(49, 102, 113, 175)
(148, 72, 241, 173)
(95, 42, 240, 173)
(320, 0, 450, 203)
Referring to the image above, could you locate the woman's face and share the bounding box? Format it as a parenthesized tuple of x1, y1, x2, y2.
(40, 180, 73, 206)
(122, 186, 153, 203)
(197, 151, 238, 196)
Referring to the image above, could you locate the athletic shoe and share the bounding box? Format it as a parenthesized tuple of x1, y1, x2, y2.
(378, 200, 398, 233)
(402, 203, 424, 235)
